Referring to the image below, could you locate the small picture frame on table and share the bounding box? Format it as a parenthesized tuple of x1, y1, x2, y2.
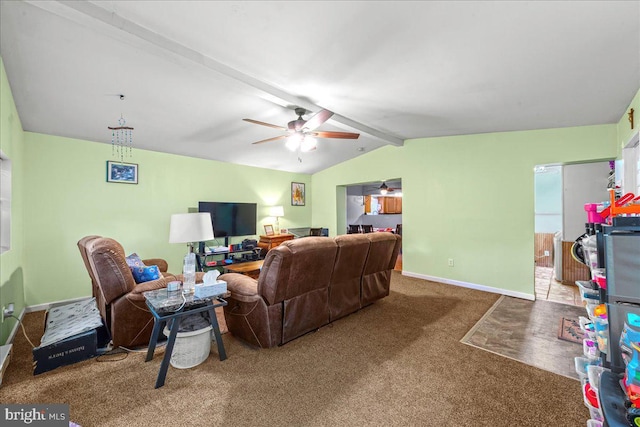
(106, 161, 138, 184)
(264, 224, 275, 236)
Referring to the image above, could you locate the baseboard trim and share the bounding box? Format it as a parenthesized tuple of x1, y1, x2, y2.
(25, 296, 91, 313)
(401, 271, 535, 301)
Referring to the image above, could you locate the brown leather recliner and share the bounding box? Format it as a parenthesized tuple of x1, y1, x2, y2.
(221, 237, 338, 348)
(77, 236, 175, 348)
(361, 232, 402, 306)
(328, 234, 370, 321)
(220, 233, 401, 348)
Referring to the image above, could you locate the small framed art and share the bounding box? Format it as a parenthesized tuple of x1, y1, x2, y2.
(291, 182, 305, 206)
(264, 224, 275, 236)
(106, 161, 138, 184)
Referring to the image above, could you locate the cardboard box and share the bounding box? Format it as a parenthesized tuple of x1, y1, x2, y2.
(32, 305, 110, 375)
(33, 330, 98, 375)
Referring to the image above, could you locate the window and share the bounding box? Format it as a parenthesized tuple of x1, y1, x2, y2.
(0, 151, 11, 254)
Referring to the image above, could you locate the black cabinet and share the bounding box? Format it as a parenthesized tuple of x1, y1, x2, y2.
(603, 223, 640, 372)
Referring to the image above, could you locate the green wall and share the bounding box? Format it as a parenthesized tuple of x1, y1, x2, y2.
(22, 133, 311, 306)
(617, 88, 640, 155)
(2, 45, 637, 344)
(312, 125, 617, 298)
(0, 58, 26, 344)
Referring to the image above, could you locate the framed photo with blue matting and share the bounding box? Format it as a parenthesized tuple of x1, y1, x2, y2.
(106, 161, 138, 184)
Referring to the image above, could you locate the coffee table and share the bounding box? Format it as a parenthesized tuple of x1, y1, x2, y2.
(143, 288, 228, 388)
(224, 260, 264, 279)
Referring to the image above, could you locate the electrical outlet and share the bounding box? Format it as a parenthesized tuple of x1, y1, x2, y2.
(1, 303, 14, 322)
(544, 250, 550, 256)
(448, 258, 454, 267)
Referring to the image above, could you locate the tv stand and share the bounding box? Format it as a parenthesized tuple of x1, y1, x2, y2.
(195, 247, 261, 273)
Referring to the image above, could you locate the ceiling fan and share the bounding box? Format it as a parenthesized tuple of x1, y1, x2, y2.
(243, 108, 360, 152)
(379, 182, 397, 195)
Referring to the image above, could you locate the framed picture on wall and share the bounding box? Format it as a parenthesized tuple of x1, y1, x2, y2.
(106, 161, 138, 184)
(291, 182, 305, 206)
(264, 224, 275, 236)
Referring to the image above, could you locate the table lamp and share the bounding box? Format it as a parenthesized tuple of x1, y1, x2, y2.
(269, 205, 284, 234)
(169, 213, 214, 294)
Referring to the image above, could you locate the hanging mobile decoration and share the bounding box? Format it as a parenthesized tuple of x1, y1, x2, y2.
(108, 95, 134, 163)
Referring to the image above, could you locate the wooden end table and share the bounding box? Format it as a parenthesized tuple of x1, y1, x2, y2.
(257, 233, 294, 254)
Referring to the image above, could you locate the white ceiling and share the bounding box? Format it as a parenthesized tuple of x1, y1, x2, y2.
(1, 1, 639, 174)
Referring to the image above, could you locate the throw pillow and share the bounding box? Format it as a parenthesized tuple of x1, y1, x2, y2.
(131, 265, 161, 284)
(125, 253, 144, 269)
(126, 253, 160, 283)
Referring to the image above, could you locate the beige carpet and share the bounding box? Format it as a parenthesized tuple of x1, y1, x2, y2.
(0, 273, 589, 426)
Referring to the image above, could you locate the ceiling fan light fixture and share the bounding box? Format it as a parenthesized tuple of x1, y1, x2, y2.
(300, 136, 317, 152)
(245, 108, 359, 154)
(286, 133, 303, 151)
(379, 182, 389, 195)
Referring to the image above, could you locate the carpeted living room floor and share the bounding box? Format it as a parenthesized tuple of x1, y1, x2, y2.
(0, 272, 589, 427)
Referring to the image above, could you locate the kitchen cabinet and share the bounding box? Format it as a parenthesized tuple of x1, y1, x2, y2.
(364, 195, 372, 214)
(364, 196, 403, 214)
(381, 197, 402, 214)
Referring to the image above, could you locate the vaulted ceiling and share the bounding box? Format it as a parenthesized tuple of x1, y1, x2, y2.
(1, 1, 639, 173)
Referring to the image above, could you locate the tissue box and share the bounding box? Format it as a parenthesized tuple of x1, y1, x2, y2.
(194, 280, 227, 299)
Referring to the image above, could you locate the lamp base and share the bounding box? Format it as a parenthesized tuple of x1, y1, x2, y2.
(182, 252, 196, 295)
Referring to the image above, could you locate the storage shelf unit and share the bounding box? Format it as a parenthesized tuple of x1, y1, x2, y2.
(195, 248, 261, 273)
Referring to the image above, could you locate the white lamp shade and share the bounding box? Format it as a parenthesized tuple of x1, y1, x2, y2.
(269, 205, 284, 217)
(169, 213, 214, 243)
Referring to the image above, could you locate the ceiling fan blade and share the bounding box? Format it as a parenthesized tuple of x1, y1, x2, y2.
(312, 131, 360, 139)
(243, 118, 287, 131)
(251, 135, 287, 145)
(302, 109, 334, 132)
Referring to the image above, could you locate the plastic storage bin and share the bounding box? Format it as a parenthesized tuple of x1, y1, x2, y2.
(593, 317, 609, 354)
(577, 281, 600, 303)
(163, 325, 213, 369)
(575, 356, 602, 380)
(584, 339, 599, 359)
(587, 365, 605, 393)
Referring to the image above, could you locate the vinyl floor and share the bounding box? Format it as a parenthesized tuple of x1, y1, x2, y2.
(461, 295, 587, 379)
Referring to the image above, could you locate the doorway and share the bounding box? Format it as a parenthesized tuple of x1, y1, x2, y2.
(345, 180, 402, 234)
(344, 179, 403, 270)
(534, 162, 612, 305)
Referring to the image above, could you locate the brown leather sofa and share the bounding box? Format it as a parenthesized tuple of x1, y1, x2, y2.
(77, 236, 176, 348)
(219, 232, 401, 348)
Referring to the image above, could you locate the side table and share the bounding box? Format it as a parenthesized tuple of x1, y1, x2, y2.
(143, 288, 228, 388)
(257, 233, 294, 255)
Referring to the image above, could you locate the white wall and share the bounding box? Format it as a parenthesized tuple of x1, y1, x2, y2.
(345, 186, 365, 229)
(563, 161, 611, 239)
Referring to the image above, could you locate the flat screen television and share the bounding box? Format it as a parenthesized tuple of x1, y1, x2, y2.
(198, 202, 257, 239)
